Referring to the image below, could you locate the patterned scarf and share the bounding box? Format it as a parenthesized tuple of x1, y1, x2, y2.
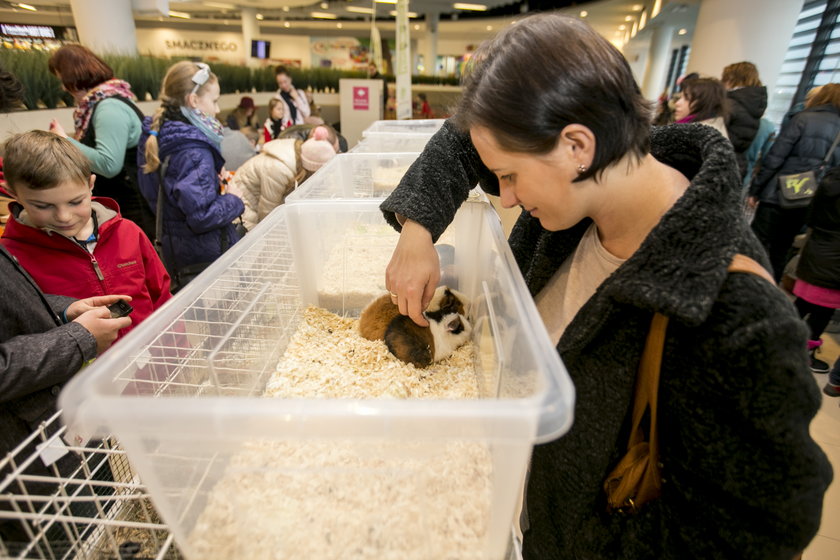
(73, 79, 136, 140)
(180, 106, 225, 149)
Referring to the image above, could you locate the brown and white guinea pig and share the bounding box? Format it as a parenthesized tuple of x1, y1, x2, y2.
(359, 286, 472, 368)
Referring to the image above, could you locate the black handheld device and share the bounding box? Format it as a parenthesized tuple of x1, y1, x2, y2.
(107, 299, 133, 318)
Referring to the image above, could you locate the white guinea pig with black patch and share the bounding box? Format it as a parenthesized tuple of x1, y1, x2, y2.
(359, 286, 472, 368)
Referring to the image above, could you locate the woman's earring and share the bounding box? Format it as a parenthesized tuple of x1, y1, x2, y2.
(577, 164, 587, 174)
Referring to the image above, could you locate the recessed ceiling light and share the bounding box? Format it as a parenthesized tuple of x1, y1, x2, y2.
(168, 10, 190, 19)
(347, 6, 375, 14)
(486, 25, 492, 31)
(311, 11, 337, 19)
(632, 4, 643, 10)
(453, 3, 487, 11)
(375, 0, 397, 4)
(204, 2, 236, 9)
(283, 6, 290, 11)
(389, 10, 418, 17)
(13, 3, 37, 11)
(256, 13, 264, 20)
(678, 28, 687, 35)
(579, 10, 588, 18)
(619, 24, 626, 30)
(321, 2, 329, 9)
(414, 24, 420, 30)
(284, 21, 291, 27)
(625, 15, 634, 21)
(337, 22, 343, 28)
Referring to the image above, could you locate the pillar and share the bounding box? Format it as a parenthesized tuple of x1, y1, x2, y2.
(641, 24, 674, 100)
(423, 12, 439, 76)
(688, 0, 803, 101)
(241, 7, 260, 68)
(69, 0, 137, 55)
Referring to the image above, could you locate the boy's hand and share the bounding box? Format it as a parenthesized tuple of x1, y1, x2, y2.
(49, 119, 68, 138)
(73, 307, 131, 355)
(65, 295, 132, 321)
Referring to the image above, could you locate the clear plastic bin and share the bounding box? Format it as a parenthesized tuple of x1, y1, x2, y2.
(350, 132, 434, 153)
(286, 152, 421, 202)
(59, 199, 574, 560)
(362, 118, 446, 135)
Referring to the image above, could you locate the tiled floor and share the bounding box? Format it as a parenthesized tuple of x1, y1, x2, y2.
(804, 333, 840, 558)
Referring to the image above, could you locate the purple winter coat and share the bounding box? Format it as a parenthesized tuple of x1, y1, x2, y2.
(137, 117, 244, 275)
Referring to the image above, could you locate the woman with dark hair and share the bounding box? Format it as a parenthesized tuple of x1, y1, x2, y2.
(382, 13, 830, 559)
(722, 61, 768, 178)
(748, 82, 840, 283)
(47, 44, 155, 241)
(673, 77, 730, 138)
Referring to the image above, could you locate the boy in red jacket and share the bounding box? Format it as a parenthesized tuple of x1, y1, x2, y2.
(1, 130, 171, 342)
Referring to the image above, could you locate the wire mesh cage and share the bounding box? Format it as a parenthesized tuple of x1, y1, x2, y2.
(0, 411, 181, 560)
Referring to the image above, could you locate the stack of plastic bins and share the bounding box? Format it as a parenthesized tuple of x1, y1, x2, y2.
(58, 196, 574, 559)
(0, 411, 180, 559)
(350, 118, 445, 153)
(285, 152, 422, 202)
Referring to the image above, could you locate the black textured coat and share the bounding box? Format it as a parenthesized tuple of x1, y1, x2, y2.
(725, 86, 767, 176)
(382, 121, 832, 559)
(797, 166, 840, 289)
(750, 104, 840, 204)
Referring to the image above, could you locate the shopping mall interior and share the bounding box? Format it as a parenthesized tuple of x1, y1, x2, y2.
(0, 0, 839, 558)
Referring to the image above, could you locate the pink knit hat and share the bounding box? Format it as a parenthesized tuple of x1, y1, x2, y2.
(301, 126, 337, 172)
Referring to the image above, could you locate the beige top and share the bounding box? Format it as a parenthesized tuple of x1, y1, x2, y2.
(535, 223, 626, 345)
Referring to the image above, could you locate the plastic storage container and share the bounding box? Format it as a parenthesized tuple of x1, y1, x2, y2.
(362, 118, 446, 135)
(59, 199, 574, 560)
(349, 132, 434, 153)
(285, 152, 421, 202)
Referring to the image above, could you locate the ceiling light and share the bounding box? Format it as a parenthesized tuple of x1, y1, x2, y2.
(13, 3, 37, 11)
(347, 6, 375, 14)
(204, 2, 236, 9)
(389, 10, 418, 17)
(453, 3, 487, 11)
(639, 10, 647, 29)
(579, 10, 587, 18)
(414, 24, 420, 30)
(283, 6, 290, 11)
(624, 15, 634, 21)
(321, 2, 329, 8)
(678, 28, 687, 35)
(256, 13, 264, 20)
(618, 24, 626, 30)
(311, 11, 338, 19)
(632, 4, 643, 10)
(485, 25, 492, 31)
(337, 22, 343, 28)
(168, 10, 191, 19)
(375, 0, 397, 4)
(284, 21, 291, 27)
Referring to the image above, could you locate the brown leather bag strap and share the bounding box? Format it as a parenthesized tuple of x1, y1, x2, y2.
(727, 254, 775, 285)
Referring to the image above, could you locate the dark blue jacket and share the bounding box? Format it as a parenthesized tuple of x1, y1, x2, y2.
(137, 117, 244, 273)
(750, 104, 840, 204)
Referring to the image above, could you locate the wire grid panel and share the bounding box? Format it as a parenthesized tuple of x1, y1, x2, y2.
(0, 411, 180, 559)
(109, 217, 302, 399)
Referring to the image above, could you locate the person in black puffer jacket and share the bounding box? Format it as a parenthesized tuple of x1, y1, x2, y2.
(793, 166, 840, 374)
(748, 83, 840, 282)
(722, 62, 768, 179)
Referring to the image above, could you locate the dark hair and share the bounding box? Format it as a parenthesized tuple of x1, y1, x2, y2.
(681, 77, 728, 121)
(275, 65, 290, 77)
(678, 72, 700, 92)
(453, 13, 652, 182)
(0, 67, 24, 112)
(721, 62, 761, 88)
(48, 44, 114, 92)
(3, 130, 90, 191)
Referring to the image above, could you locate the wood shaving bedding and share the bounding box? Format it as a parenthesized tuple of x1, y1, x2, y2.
(188, 307, 494, 559)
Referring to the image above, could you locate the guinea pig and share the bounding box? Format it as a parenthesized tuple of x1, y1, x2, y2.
(359, 286, 472, 368)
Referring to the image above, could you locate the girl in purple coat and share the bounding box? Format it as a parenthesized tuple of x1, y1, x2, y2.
(137, 61, 244, 290)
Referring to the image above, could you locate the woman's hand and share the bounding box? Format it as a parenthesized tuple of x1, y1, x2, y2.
(49, 119, 68, 138)
(65, 295, 132, 321)
(386, 219, 440, 327)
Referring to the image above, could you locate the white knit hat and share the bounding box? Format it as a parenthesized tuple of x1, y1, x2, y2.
(301, 126, 337, 172)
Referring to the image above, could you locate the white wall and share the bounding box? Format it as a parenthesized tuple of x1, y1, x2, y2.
(688, 0, 803, 106)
